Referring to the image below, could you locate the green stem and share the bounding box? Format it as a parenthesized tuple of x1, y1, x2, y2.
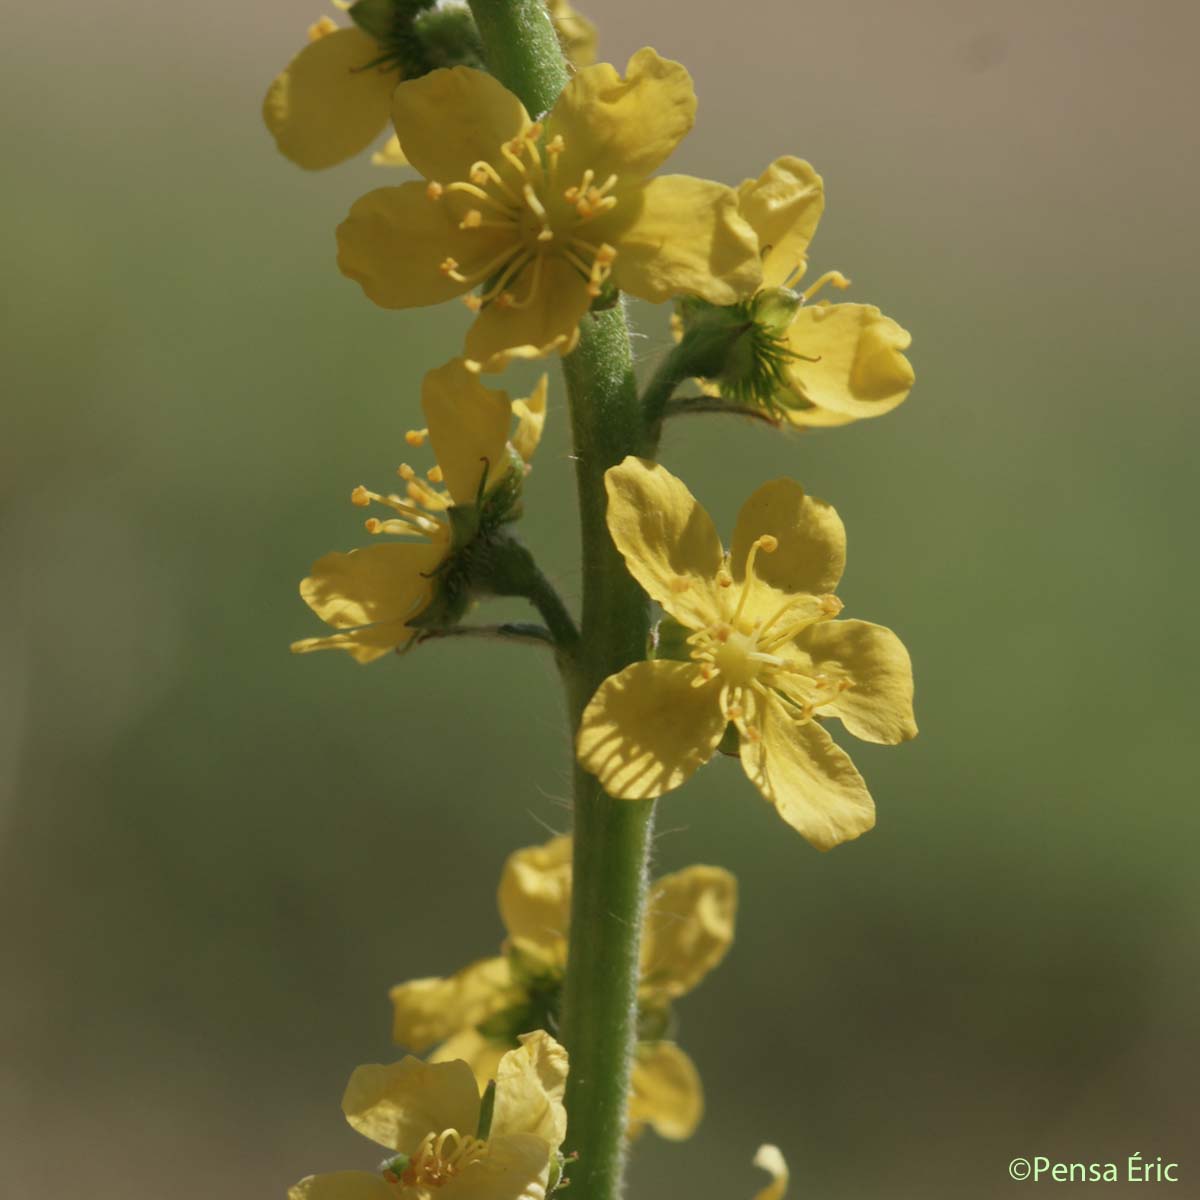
(459, 7, 653, 1194)
(413, 621, 556, 649)
(664, 394, 782, 428)
(637, 338, 697, 454)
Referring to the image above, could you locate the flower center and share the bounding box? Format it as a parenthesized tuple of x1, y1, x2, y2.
(383, 1129, 487, 1191)
(428, 127, 618, 311)
(350, 444, 453, 544)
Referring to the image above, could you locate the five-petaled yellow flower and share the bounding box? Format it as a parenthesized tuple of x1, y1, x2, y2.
(337, 47, 761, 367)
(576, 458, 917, 850)
(734, 156, 915, 426)
(389, 835, 736, 1140)
(289, 1031, 568, 1200)
(291, 359, 546, 663)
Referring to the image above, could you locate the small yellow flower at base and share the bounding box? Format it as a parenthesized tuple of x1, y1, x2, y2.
(291, 361, 547, 663)
(750, 1145, 789, 1200)
(289, 1031, 568, 1200)
(337, 48, 761, 368)
(389, 835, 736, 1141)
(737, 156, 914, 426)
(263, 11, 403, 171)
(576, 458, 917, 850)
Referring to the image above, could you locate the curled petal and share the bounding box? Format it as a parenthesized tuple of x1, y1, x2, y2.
(490, 1031, 569, 1147)
(498, 836, 572, 961)
(263, 28, 395, 170)
(576, 661, 726, 799)
(290, 620, 415, 664)
(627, 1042, 703, 1141)
(736, 157, 825, 289)
(390, 957, 513, 1050)
(429, 1029, 507, 1091)
(511, 375, 549, 463)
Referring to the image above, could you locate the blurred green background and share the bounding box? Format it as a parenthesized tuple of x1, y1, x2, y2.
(3, 1, 1199, 1196)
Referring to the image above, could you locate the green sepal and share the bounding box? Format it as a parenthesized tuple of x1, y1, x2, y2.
(588, 279, 621, 312)
(414, 5, 486, 70)
(380, 1152, 411, 1181)
(547, 1152, 566, 1195)
(476, 1080, 497, 1140)
(478, 448, 529, 531)
(347, 0, 403, 42)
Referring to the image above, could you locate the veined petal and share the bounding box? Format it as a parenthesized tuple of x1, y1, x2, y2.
(627, 1042, 703, 1141)
(490, 1031, 569, 1146)
(299, 542, 444, 630)
(337, 183, 510, 309)
(511, 375, 548, 463)
(422, 360, 513, 505)
(392, 66, 531, 185)
(545, 48, 695, 182)
(263, 29, 396, 170)
(794, 619, 917, 744)
(498, 836, 572, 961)
(371, 133, 408, 167)
(737, 157, 825, 289)
(440, 1133, 552, 1200)
(390, 957, 513, 1050)
(430, 1029, 508, 1090)
(730, 478, 845, 597)
(740, 691, 875, 850)
(290, 620, 415, 664)
(783, 303, 914, 424)
(464, 258, 590, 367)
(576, 661, 726, 799)
(604, 457, 724, 629)
(288, 1171, 393, 1200)
(639, 865, 736, 1002)
(751, 1145, 790, 1200)
(611, 176, 761, 305)
(342, 1058, 480, 1154)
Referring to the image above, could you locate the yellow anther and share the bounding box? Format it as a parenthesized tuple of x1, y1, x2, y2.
(820, 594, 844, 616)
(525, 122, 543, 140)
(426, 465, 444, 484)
(350, 485, 371, 507)
(715, 624, 732, 643)
(470, 165, 490, 185)
(716, 569, 734, 588)
(459, 209, 483, 230)
(439, 257, 459, 276)
(364, 518, 382, 533)
(670, 577, 691, 593)
(306, 15, 337, 41)
(426, 181, 444, 201)
(397, 464, 416, 481)
(802, 270, 852, 303)
(757, 534, 779, 553)
(595, 243, 617, 265)
(745, 726, 763, 744)
(463, 294, 483, 311)
(726, 705, 744, 720)
(405, 428, 428, 447)
(546, 134, 565, 154)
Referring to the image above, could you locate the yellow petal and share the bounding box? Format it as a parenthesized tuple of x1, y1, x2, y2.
(783, 303, 914, 425)
(421, 359, 513, 505)
(751, 1145, 790, 1200)
(337, 183, 509, 309)
(289, 1172, 393, 1200)
(793, 619, 917, 744)
(443, 1133, 552, 1200)
(603, 457, 724, 629)
(511, 374, 549, 463)
(391, 66, 531, 185)
(627, 1042, 703, 1141)
(371, 132, 408, 167)
(430, 1030, 508, 1091)
(576, 660, 725, 799)
(737, 157, 825, 289)
(342, 1057, 480, 1154)
(741, 691, 875, 850)
(390, 957, 513, 1050)
(639, 865, 736, 1002)
(490, 1031, 569, 1147)
(263, 28, 396, 170)
(546, 48, 695, 182)
(546, 0, 598, 67)
(464, 257, 590, 368)
(611, 175, 761, 305)
(299, 542, 444, 630)
(730, 478, 846, 597)
(498, 836, 572, 963)
(290, 620, 415, 664)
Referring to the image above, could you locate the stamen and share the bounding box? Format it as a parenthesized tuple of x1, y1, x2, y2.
(459, 209, 483, 230)
(802, 270, 851, 303)
(443, 180, 518, 217)
(730, 535, 776, 624)
(405, 428, 428, 447)
(350, 485, 371, 507)
(426, 181, 444, 201)
(426, 465, 444, 484)
(306, 15, 337, 41)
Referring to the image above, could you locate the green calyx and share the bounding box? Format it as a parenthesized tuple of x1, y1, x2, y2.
(349, 0, 485, 78)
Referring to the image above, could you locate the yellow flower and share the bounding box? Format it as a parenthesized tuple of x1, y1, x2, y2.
(291, 360, 546, 663)
(337, 48, 761, 367)
(576, 458, 917, 850)
(289, 1031, 568, 1200)
(736, 156, 915, 426)
(750, 1145, 789, 1200)
(390, 835, 736, 1140)
(263, 11, 403, 171)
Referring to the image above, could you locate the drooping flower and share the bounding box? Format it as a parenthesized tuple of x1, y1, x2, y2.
(337, 48, 761, 367)
(289, 1031, 568, 1200)
(750, 1145, 789, 1200)
(389, 835, 736, 1140)
(575, 458, 917, 850)
(676, 156, 914, 426)
(291, 360, 546, 663)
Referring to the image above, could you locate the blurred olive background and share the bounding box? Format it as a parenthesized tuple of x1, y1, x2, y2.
(3, 1, 1199, 1197)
